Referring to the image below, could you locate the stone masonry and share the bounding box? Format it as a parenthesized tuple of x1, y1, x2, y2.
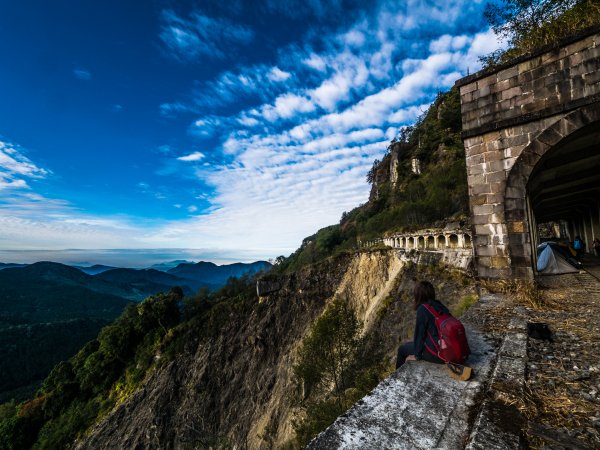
(456, 27, 600, 279)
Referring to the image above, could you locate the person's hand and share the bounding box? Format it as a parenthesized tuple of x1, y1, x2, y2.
(405, 355, 416, 361)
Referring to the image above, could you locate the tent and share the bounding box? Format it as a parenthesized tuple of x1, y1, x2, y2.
(537, 242, 580, 274)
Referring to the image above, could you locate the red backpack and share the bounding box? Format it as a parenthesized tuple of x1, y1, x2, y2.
(422, 304, 470, 364)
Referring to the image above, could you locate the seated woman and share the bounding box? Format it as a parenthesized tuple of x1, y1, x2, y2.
(396, 280, 448, 369)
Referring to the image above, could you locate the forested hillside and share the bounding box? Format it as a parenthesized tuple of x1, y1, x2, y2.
(277, 87, 468, 273)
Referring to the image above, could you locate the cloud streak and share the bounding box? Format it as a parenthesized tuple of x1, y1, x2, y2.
(159, 9, 254, 62)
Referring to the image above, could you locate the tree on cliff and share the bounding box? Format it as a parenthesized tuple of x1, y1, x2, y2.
(294, 298, 362, 400)
(484, 0, 600, 63)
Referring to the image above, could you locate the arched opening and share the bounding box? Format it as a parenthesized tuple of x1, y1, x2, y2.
(506, 116, 600, 278)
(407, 237, 414, 249)
(437, 235, 446, 249)
(449, 234, 459, 249)
(417, 236, 425, 249)
(399, 237, 405, 248)
(464, 234, 472, 248)
(426, 236, 435, 249)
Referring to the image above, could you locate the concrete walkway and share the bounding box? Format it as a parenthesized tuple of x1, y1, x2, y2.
(306, 295, 526, 450)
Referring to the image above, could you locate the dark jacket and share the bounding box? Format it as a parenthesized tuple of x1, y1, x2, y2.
(414, 300, 449, 360)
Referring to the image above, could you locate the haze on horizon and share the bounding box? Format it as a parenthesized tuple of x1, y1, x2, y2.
(0, 0, 504, 266)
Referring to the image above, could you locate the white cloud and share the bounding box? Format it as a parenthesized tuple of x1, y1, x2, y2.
(5, 1, 506, 261)
(177, 151, 205, 162)
(73, 67, 91, 80)
(159, 9, 254, 62)
(268, 67, 292, 82)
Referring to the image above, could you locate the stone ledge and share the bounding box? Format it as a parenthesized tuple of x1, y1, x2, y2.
(306, 328, 496, 449)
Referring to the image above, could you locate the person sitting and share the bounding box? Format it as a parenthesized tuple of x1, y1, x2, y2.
(396, 280, 448, 369)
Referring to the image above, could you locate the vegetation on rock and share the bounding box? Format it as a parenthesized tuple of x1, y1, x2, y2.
(275, 87, 468, 274)
(482, 0, 600, 65)
(0, 288, 182, 450)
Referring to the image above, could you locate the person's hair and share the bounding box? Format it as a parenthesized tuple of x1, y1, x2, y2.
(413, 281, 435, 310)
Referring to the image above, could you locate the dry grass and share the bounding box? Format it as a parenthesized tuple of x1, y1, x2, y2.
(481, 279, 556, 310)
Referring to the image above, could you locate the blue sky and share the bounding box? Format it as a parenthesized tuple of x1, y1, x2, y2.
(0, 0, 503, 265)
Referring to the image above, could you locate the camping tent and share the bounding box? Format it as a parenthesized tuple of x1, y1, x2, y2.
(537, 242, 580, 274)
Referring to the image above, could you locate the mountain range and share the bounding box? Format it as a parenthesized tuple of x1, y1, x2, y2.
(0, 259, 270, 402)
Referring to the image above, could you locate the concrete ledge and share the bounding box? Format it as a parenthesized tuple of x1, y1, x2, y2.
(306, 329, 495, 450)
(465, 318, 528, 449)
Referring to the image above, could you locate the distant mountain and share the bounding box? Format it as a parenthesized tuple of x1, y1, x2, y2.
(95, 268, 193, 297)
(0, 262, 133, 325)
(73, 264, 117, 275)
(167, 260, 271, 290)
(0, 263, 27, 270)
(150, 260, 195, 272)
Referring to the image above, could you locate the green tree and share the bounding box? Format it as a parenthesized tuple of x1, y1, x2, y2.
(294, 298, 362, 404)
(484, 0, 600, 62)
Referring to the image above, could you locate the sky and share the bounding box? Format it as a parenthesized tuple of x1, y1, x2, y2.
(0, 0, 504, 266)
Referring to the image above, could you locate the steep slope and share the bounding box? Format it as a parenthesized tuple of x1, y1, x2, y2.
(68, 250, 475, 450)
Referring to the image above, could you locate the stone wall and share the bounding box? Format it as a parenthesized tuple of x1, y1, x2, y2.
(456, 27, 600, 278)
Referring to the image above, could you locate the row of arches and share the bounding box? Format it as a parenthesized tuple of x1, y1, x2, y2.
(382, 232, 472, 250)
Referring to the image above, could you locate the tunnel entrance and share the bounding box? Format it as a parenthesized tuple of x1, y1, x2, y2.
(519, 123, 600, 274)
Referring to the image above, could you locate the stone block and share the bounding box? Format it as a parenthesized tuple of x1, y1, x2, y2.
(482, 151, 502, 163)
(476, 246, 498, 257)
(543, 71, 562, 87)
(501, 86, 522, 101)
(473, 214, 492, 225)
(497, 66, 519, 81)
(513, 266, 534, 279)
(461, 100, 477, 113)
(467, 154, 485, 165)
(541, 47, 561, 65)
(564, 35, 596, 57)
(569, 51, 585, 66)
(485, 193, 504, 204)
(468, 163, 485, 176)
(505, 186, 524, 199)
(518, 56, 541, 73)
(580, 103, 600, 123)
(460, 82, 478, 95)
(584, 69, 600, 85)
(536, 126, 564, 146)
(491, 256, 510, 269)
(469, 194, 487, 206)
(477, 75, 496, 88)
(507, 220, 525, 233)
(505, 209, 525, 222)
(485, 170, 506, 184)
(474, 225, 492, 236)
(520, 98, 546, 114)
(478, 256, 491, 267)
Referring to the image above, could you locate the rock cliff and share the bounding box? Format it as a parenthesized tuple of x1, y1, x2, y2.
(73, 250, 476, 449)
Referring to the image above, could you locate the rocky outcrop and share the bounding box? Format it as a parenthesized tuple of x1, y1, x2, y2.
(73, 250, 478, 450)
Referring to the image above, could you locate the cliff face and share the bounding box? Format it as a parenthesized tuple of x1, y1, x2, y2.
(74, 250, 475, 449)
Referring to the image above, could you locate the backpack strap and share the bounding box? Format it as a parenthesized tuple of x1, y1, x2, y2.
(421, 303, 440, 318)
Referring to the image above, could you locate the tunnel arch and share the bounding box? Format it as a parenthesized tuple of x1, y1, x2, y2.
(464, 234, 472, 248)
(426, 236, 435, 249)
(448, 234, 459, 249)
(505, 106, 600, 278)
(437, 235, 446, 249)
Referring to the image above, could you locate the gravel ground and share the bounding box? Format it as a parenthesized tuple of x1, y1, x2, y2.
(523, 264, 600, 449)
